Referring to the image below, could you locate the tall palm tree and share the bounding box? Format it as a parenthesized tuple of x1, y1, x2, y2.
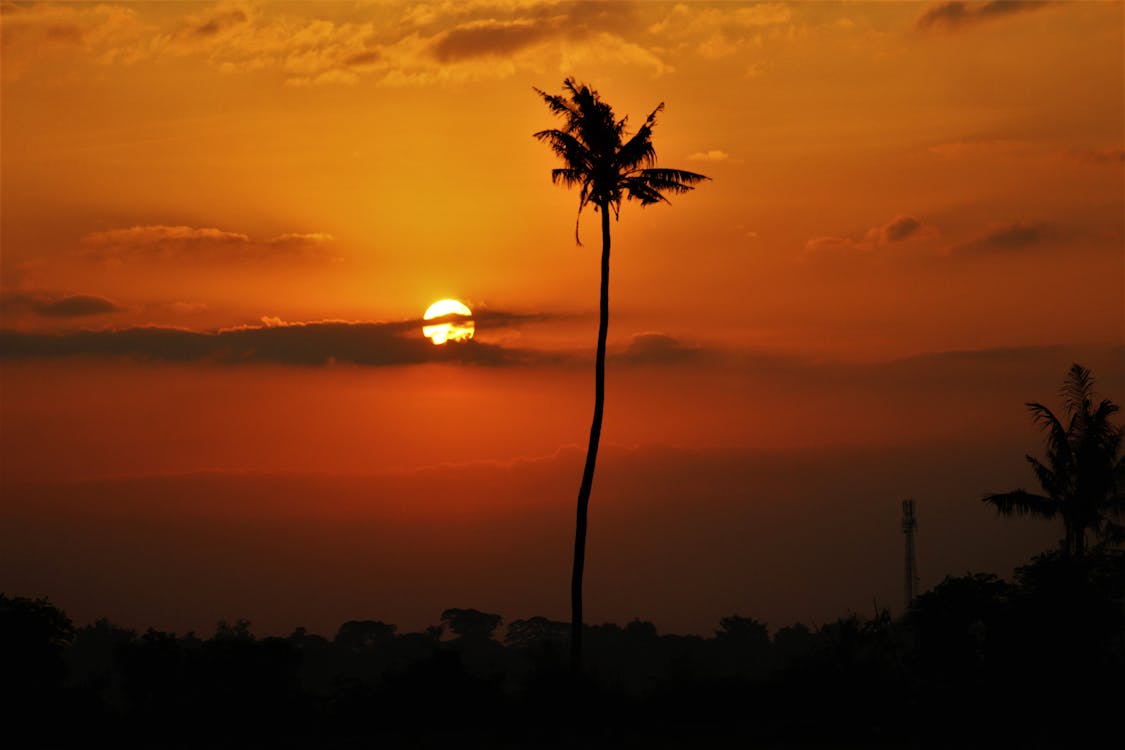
(983, 363, 1124, 556)
(534, 78, 709, 671)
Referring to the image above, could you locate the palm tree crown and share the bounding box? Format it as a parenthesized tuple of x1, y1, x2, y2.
(983, 363, 1124, 556)
(533, 78, 709, 243)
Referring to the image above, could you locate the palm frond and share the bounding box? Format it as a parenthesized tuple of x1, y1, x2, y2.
(616, 103, 664, 170)
(1061, 363, 1094, 417)
(1026, 401, 1070, 467)
(533, 129, 590, 167)
(1087, 399, 1123, 445)
(982, 489, 1058, 519)
(533, 87, 579, 125)
(620, 175, 668, 206)
(637, 168, 711, 191)
(551, 168, 584, 188)
(1025, 455, 1061, 498)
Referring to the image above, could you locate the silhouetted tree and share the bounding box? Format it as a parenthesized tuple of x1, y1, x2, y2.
(983, 363, 1124, 555)
(906, 573, 1015, 683)
(715, 615, 773, 677)
(440, 608, 502, 641)
(505, 616, 568, 650)
(773, 622, 813, 665)
(0, 594, 74, 723)
(334, 619, 396, 651)
(534, 78, 709, 671)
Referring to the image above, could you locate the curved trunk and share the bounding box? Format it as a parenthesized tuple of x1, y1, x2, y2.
(570, 201, 611, 673)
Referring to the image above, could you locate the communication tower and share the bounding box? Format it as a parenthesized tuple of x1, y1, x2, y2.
(902, 499, 919, 610)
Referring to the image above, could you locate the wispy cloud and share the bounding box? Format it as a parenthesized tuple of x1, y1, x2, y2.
(1, 290, 126, 319)
(948, 221, 1057, 255)
(0, 0, 150, 78)
(80, 225, 338, 264)
(687, 150, 730, 163)
(614, 332, 703, 365)
(805, 214, 935, 255)
(916, 1, 1050, 33)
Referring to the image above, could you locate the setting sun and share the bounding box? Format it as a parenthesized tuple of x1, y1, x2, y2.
(422, 299, 474, 345)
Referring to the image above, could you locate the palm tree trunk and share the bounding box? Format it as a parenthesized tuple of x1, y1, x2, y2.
(570, 201, 611, 673)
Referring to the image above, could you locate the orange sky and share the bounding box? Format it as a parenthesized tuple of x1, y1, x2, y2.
(1, 1, 1123, 635)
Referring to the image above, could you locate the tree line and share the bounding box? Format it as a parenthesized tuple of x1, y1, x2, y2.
(3, 547, 1122, 748)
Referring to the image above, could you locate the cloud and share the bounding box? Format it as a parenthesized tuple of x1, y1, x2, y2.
(648, 2, 791, 63)
(80, 225, 338, 264)
(687, 150, 730, 163)
(3, 1, 672, 87)
(866, 214, 924, 244)
(192, 9, 248, 37)
(949, 221, 1055, 255)
(803, 235, 856, 254)
(916, 1, 1049, 32)
(1, 291, 125, 319)
(0, 316, 553, 367)
(430, 17, 562, 62)
(649, 2, 791, 36)
(0, 1, 150, 77)
(36, 294, 125, 318)
(805, 214, 934, 254)
(1065, 147, 1125, 167)
(149, 2, 663, 86)
(614, 332, 702, 365)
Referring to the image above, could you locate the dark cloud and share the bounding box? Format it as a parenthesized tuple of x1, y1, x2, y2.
(917, 1, 1048, 32)
(0, 317, 553, 367)
(472, 309, 552, 329)
(950, 221, 1055, 255)
(1, 291, 125, 318)
(194, 10, 247, 37)
(44, 23, 84, 43)
(425, 2, 641, 64)
(36, 294, 125, 317)
(344, 49, 381, 67)
(430, 17, 561, 62)
(614, 332, 702, 365)
(880, 215, 923, 243)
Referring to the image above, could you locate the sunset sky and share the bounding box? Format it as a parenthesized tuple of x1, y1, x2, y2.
(2, 1, 1122, 637)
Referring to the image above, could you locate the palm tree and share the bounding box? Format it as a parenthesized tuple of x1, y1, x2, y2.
(983, 363, 1125, 556)
(533, 78, 709, 671)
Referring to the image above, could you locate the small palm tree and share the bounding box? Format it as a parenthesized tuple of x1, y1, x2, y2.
(534, 78, 709, 672)
(983, 363, 1124, 556)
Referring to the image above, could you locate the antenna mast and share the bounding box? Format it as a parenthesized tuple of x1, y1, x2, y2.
(902, 499, 919, 610)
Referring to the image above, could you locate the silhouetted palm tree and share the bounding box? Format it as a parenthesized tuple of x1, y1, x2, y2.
(983, 363, 1124, 556)
(534, 78, 709, 671)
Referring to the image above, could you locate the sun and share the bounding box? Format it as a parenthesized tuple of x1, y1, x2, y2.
(422, 299, 474, 345)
